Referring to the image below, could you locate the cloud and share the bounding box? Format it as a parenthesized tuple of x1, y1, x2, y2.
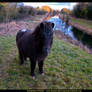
(24, 2, 77, 10)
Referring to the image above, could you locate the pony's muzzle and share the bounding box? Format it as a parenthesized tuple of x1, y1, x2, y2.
(43, 47, 50, 54)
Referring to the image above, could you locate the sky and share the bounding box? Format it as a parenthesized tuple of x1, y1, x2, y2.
(24, 2, 77, 10)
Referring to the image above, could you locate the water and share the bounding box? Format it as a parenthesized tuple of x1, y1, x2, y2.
(48, 16, 92, 49)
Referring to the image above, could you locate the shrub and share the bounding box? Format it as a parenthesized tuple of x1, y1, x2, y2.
(0, 3, 47, 23)
(36, 10, 47, 15)
(0, 5, 6, 22)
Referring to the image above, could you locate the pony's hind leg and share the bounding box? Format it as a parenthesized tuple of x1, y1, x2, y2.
(23, 56, 27, 64)
(19, 52, 24, 65)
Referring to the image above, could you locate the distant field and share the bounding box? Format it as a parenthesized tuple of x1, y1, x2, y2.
(70, 18, 92, 29)
(0, 35, 92, 89)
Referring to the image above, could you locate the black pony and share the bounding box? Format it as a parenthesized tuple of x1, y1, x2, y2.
(16, 21, 54, 78)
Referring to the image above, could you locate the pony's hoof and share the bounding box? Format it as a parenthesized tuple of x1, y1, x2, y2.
(20, 62, 24, 65)
(41, 73, 45, 76)
(39, 71, 45, 76)
(20, 63, 24, 65)
(32, 76, 35, 80)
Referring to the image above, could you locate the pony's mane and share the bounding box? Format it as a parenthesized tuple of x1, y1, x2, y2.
(32, 21, 46, 38)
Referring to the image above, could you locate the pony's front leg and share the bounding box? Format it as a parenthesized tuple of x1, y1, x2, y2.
(38, 60, 45, 76)
(30, 59, 36, 79)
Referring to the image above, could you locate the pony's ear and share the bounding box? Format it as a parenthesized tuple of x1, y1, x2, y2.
(51, 23, 54, 28)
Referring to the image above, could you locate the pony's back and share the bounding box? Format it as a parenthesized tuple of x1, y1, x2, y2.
(16, 29, 32, 43)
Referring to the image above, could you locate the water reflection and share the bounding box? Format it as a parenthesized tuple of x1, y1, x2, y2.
(71, 27, 92, 49)
(48, 16, 92, 49)
(48, 16, 76, 40)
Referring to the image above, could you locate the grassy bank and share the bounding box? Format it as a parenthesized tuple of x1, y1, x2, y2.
(0, 35, 92, 89)
(59, 14, 92, 35)
(70, 18, 92, 30)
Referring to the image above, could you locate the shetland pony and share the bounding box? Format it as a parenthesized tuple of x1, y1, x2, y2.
(16, 21, 54, 78)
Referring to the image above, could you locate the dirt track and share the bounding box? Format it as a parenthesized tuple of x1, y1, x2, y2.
(0, 14, 47, 36)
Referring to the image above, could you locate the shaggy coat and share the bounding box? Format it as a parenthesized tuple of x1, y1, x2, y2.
(16, 21, 54, 77)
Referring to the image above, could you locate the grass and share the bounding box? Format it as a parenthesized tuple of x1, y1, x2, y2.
(70, 18, 92, 29)
(0, 35, 92, 89)
(0, 36, 16, 64)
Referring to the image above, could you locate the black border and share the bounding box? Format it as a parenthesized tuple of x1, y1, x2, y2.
(0, 0, 91, 2)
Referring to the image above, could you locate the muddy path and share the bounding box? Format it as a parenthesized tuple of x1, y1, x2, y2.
(0, 14, 48, 36)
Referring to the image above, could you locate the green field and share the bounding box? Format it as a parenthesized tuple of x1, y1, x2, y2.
(70, 18, 92, 29)
(0, 35, 92, 89)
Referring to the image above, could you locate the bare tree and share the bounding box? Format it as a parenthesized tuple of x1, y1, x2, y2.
(5, 3, 18, 32)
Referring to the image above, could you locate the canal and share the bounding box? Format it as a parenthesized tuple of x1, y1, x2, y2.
(48, 16, 92, 50)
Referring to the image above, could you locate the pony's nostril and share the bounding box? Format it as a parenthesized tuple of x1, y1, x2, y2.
(43, 48, 50, 53)
(47, 49, 50, 53)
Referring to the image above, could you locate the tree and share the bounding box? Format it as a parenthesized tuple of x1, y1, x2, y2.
(0, 2, 6, 7)
(72, 3, 92, 20)
(86, 3, 92, 20)
(61, 8, 71, 15)
(36, 6, 40, 10)
(41, 5, 53, 13)
(0, 3, 6, 22)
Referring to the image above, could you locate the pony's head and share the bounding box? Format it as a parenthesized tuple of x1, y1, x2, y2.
(33, 21, 54, 55)
(39, 21, 54, 55)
